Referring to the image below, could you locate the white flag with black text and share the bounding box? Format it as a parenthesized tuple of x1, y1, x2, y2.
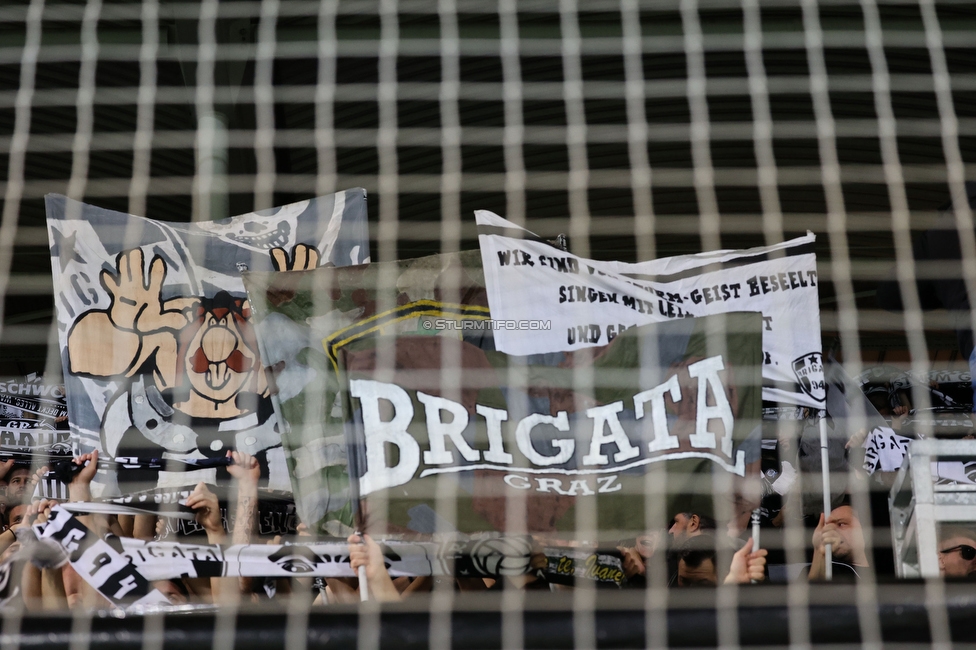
(477, 211, 824, 408)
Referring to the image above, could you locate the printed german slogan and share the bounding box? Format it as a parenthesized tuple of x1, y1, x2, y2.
(477, 211, 824, 409)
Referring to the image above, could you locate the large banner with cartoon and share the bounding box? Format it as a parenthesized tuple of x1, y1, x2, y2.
(477, 211, 825, 409)
(46, 191, 369, 496)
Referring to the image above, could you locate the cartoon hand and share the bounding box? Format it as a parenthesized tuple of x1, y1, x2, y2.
(102, 249, 188, 333)
(270, 244, 320, 272)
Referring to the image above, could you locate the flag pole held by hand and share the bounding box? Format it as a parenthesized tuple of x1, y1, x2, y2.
(750, 508, 761, 584)
(356, 534, 369, 602)
(819, 414, 833, 581)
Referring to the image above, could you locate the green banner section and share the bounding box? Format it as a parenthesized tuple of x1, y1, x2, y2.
(243, 252, 491, 534)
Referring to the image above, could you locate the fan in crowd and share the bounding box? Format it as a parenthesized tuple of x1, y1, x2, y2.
(674, 534, 768, 586)
(806, 498, 871, 581)
(668, 511, 716, 544)
(938, 526, 976, 579)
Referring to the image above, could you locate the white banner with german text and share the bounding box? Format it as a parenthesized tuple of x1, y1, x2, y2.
(477, 211, 824, 408)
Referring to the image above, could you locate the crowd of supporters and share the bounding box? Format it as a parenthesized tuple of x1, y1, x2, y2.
(3, 385, 967, 605)
(0, 425, 971, 610)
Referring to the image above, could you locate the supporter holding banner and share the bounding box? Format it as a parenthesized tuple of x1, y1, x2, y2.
(62, 482, 302, 539)
(476, 211, 824, 409)
(45, 191, 370, 497)
(27, 506, 622, 591)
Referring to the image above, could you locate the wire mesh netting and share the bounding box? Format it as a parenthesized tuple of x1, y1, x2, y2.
(1, 0, 976, 647)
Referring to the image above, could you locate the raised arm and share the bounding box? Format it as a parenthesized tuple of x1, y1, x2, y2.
(67, 451, 104, 533)
(227, 450, 261, 596)
(184, 482, 232, 604)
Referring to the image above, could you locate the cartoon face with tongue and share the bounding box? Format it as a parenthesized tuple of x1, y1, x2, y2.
(178, 291, 264, 414)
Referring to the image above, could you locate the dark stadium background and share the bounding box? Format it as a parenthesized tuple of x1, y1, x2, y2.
(1, 3, 974, 373)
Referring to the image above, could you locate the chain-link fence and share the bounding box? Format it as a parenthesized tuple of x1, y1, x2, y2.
(1, 0, 976, 647)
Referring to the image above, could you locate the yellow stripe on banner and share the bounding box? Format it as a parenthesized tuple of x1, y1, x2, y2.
(322, 299, 491, 371)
